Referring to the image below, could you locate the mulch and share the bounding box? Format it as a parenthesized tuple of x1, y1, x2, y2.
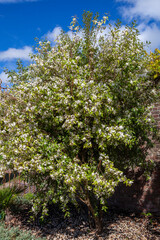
(4, 206, 160, 240)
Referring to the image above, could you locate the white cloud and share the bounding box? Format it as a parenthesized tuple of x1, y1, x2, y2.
(0, 0, 37, 3)
(116, 0, 160, 50)
(117, 0, 160, 21)
(0, 46, 32, 61)
(138, 23, 160, 50)
(46, 26, 84, 43)
(46, 27, 63, 42)
(0, 72, 10, 83)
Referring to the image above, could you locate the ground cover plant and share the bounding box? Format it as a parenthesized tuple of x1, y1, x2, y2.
(0, 11, 159, 233)
(0, 221, 46, 240)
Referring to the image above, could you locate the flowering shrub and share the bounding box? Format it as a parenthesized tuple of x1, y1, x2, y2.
(0, 12, 158, 232)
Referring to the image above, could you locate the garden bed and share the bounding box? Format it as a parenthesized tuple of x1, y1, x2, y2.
(3, 207, 160, 240)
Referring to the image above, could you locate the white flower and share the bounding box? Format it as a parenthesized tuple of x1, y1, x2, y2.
(74, 79, 78, 84)
(38, 166, 42, 171)
(98, 129, 102, 134)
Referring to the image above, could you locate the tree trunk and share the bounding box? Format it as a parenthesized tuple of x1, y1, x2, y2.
(79, 184, 103, 233)
(94, 210, 103, 233)
(87, 199, 103, 233)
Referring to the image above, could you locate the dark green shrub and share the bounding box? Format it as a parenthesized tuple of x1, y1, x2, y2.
(10, 193, 34, 213)
(0, 187, 13, 212)
(0, 186, 25, 219)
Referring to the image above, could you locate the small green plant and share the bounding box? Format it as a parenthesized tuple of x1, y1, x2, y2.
(11, 192, 34, 213)
(141, 212, 153, 225)
(0, 221, 46, 239)
(23, 192, 35, 201)
(0, 186, 25, 220)
(0, 210, 5, 221)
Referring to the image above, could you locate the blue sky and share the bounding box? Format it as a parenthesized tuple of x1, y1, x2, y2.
(0, 0, 160, 86)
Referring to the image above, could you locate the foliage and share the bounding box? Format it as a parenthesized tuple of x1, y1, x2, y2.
(0, 12, 158, 232)
(149, 48, 160, 80)
(141, 212, 153, 227)
(0, 186, 25, 220)
(0, 222, 46, 240)
(0, 187, 13, 213)
(23, 192, 35, 201)
(10, 193, 34, 213)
